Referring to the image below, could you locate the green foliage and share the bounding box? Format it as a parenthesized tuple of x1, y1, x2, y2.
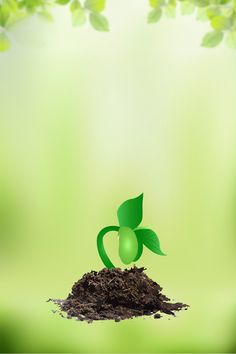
(0, 5, 10, 26)
(117, 193, 143, 230)
(18, 0, 46, 13)
(56, 0, 70, 5)
(89, 12, 109, 31)
(133, 236, 143, 262)
(135, 228, 166, 256)
(147, 8, 162, 23)
(146, 0, 236, 49)
(0, 33, 11, 52)
(97, 194, 166, 269)
(201, 30, 224, 46)
(211, 15, 231, 30)
(149, 0, 158, 8)
(84, 0, 105, 12)
(0, 0, 109, 53)
(1, 0, 236, 52)
(194, 0, 209, 8)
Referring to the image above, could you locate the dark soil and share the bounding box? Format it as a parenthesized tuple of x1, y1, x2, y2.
(49, 267, 189, 322)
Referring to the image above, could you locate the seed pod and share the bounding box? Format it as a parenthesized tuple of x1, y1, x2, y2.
(118, 226, 138, 265)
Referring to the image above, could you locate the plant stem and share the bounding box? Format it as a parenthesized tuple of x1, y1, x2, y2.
(97, 225, 120, 268)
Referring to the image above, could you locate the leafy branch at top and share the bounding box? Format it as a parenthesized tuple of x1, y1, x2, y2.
(1, 0, 236, 52)
(97, 194, 166, 269)
(148, 0, 236, 48)
(0, 0, 109, 52)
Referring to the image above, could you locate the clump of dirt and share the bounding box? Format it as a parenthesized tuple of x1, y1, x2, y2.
(50, 267, 189, 322)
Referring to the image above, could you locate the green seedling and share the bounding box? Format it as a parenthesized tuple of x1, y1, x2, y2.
(97, 193, 166, 268)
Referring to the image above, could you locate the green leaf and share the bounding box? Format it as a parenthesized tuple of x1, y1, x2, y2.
(6, 11, 27, 29)
(135, 228, 166, 256)
(149, 0, 164, 7)
(180, 1, 195, 15)
(0, 5, 10, 27)
(218, 0, 231, 3)
(168, 0, 176, 7)
(71, 8, 86, 26)
(206, 6, 220, 19)
(201, 30, 224, 47)
(56, 0, 70, 5)
(70, 0, 82, 11)
(211, 15, 231, 30)
(117, 193, 143, 229)
(0, 33, 11, 52)
(118, 227, 139, 265)
(89, 12, 109, 31)
(133, 235, 143, 262)
(147, 8, 162, 23)
(85, 0, 105, 12)
(149, 0, 158, 7)
(5, 0, 18, 11)
(226, 29, 236, 48)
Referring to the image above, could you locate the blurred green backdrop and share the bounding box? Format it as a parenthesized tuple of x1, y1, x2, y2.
(0, 0, 236, 352)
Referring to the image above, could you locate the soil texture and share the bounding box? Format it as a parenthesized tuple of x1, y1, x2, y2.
(50, 267, 188, 322)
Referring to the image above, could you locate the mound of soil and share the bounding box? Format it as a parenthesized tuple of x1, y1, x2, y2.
(50, 267, 188, 322)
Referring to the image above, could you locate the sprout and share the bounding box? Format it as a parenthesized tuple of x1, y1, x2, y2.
(97, 194, 166, 269)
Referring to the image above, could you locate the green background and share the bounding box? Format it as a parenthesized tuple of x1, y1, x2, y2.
(0, 0, 236, 352)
